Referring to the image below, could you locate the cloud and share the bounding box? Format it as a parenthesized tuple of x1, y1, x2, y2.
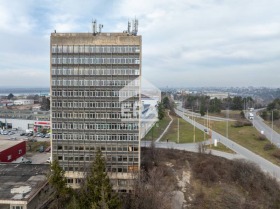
(0, 0, 280, 87)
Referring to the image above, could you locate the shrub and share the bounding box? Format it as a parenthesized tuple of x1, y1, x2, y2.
(232, 120, 243, 128)
(272, 149, 280, 159)
(263, 143, 274, 151)
(243, 121, 252, 126)
(258, 134, 266, 141)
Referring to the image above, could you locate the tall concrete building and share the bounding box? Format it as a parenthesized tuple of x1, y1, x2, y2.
(50, 21, 141, 192)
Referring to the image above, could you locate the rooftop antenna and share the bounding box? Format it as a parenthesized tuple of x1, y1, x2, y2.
(132, 18, 138, 36)
(128, 21, 131, 34)
(99, 24, 103, 33)
(92, 19, 97, 35)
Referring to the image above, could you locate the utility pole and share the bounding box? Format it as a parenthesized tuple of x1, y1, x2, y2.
(226, 108, 229, 139)
(193, 118, 196, 143)
(271, 110, 274, 144)
(203, 117, 206, 141)
(177, 117, 179, 143)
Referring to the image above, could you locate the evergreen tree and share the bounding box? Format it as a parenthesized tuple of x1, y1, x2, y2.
(40, 96, 50, 111)
(79, 149, 121, 209)
(48, 159, 71, 208)
(7, 93, 14, 100)
(162, 97, 170, 109)
(157, 102, 165, 120)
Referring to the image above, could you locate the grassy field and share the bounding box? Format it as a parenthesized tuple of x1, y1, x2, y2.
(161, 115, 206, 143)
(207, 110, 243, 119)
(196, 119, 280, 166)
(207, 142, 235, 154)
(143, 112, 172, 141)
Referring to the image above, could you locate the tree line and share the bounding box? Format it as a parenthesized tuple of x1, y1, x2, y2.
(48, 149, 121, 209)
(261, 98, 280, 121)
(179, 95, 255, 116)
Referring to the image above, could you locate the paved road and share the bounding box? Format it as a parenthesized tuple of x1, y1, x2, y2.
(174, 107, 280, 179)
(176, 101, 235, 122)
(141, 141, 243, 160)
(251, 109, 280, 146)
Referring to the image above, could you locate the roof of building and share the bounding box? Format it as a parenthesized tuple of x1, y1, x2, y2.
(0, 140, 24, 152)
(0, 163, 49, 201)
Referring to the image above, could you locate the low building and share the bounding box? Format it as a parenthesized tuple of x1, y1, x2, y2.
(0, 100, 14, 107)
(0, 140, 26, 163)
(0, 164, 51, 209)
(14, 100, 34, 106)
(205, 92, 229, 100)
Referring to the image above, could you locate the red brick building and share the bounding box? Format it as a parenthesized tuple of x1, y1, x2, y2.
(0, 140, 26, 162)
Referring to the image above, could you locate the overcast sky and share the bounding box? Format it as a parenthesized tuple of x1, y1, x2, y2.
(0, 0, 280, 88)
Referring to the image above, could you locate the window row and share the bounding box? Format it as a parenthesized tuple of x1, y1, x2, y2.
(52, 57, 140, 65)
(64, 165, 137, 173)
(52, 45, 140, 54)
(58, 155, 138, 163)
(52, 101, 136, 109)
(51, 79, 139, 87)
(52, 67, 140, 76)
(52, 112, 138, 119)
(52, 133, 139, 141)
(52, 90, 139, 98)
(55, 144, 138, 152)
(52, 123, 139, 131)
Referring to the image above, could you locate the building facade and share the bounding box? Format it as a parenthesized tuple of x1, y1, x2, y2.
(0, 140, 26, 163)
(50, 28, 141, 191)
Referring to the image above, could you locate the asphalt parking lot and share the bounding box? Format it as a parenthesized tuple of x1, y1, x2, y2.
(28, 152, 51, 164)
(0, 130, 51, 165)
(0, 130, 50, 142)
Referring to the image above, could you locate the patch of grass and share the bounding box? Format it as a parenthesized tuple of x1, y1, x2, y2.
(26, 141, 50, 152)
(161, 115, 206, 143)
(207, 142, 235, 154)
(196, 119, 280, 166)
(143, 112, 171, 141)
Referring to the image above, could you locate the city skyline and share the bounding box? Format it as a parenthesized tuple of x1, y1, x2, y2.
(0, 0, 280, 87)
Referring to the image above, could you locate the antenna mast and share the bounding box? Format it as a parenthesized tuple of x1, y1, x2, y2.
(92, 19, 97, 35)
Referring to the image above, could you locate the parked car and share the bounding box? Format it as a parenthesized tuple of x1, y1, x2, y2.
(2, 131, 8, 135)
(46, 157, 52, 163)
(44, 134, 50, 138)
(38, 145, 44, 153)
(45, 146, 51, 152)
(36, 133, 43, 137)
(8, 131, 15, 135)
(28, 138, 37, 142)
(20, 132, 26, 136)
(21, 160, 32, 164)
(26, 132, 34, 137)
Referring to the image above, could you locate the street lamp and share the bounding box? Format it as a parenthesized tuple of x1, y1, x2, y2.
(270, 110, 274, 144)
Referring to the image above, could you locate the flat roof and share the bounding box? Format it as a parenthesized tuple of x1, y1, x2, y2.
(0, 140, 24, 152)
(0, 164, 49, 202)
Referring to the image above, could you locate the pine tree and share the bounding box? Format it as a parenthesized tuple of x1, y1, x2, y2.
(48, 159, 71, 208)
(80, 149, 121, 209)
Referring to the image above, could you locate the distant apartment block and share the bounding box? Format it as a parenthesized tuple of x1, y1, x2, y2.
(50, 20, 141, 191)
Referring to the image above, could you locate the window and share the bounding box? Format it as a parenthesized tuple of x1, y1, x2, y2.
(18, 149, 22, 154)
(67, 178, 74, 184)
(7, 155, 12, 160)
(12, 206, 23, 209)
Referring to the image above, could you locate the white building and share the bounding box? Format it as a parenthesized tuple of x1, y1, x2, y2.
(14, 100, 34, 105)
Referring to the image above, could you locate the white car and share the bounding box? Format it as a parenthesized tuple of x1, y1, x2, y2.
(46, 157, 52, 163)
